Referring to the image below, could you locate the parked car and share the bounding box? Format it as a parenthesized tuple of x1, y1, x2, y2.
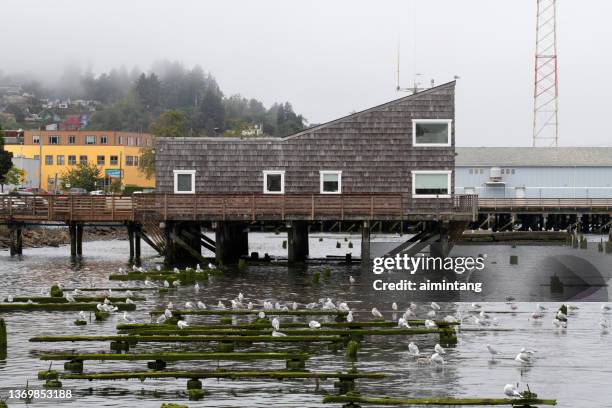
(89, 190, 105, 195)
(68, 188, 88, 195)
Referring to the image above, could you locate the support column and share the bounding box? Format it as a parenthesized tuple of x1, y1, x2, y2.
(215, 222, 248, 264)
(360, 220, 371, 264)
(163, 222, 174, 269)
(134, 224, 141, 266)
(9, 224, 23, 257)
(76, 223, 83, 257)
(127, 223, 135, 264)
(430, 221, 451, 259)
(69, 223, 77, 258)
(287, 221, 309, 263)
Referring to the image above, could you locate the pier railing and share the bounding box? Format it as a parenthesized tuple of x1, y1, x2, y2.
(478, 197, 612, 213)
(0, 193, 478, 222)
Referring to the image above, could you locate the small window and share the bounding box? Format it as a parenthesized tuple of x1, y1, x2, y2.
(479, 169, 484, 174)
(68, 135, 76, 144)
(57, 155, 65, 165)
(174, 170, 196, 194)
(48, 135, 59, 145)
(79, 155, 88, 165)
(45, 155, 53, 165)
(128, 137, 134, 146)
(468, 169, 473, 175)
(110, 155, 118, 165)
(97, 155, 105, 166)
(32, 135, 40, 144)
(86, 135, 96, 145)
(412, 119, 452, 146)
(511, 169, 515, 174)
(126, 156, 134, 166)
(68, 155, 76, 165)
(412, 170, 451, 198)
(320, 171, 342, 194)
(136, 137, 140, 146)
(263, 170, 285, 194)
(100, 136, 108, 144)
(118, 136, 123, 145)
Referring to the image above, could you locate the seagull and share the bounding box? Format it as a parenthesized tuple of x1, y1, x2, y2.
(349, 276, 355, 284)
(177, 320, 189, 329)
(600, 318, 609, 330)
(323, 299, 336, 310)
(172, 280, 180, 288)
(471, 303, 482, 310)
(556, 310, 568, 321)
(504, 384, 521, 397)
(185, 302, 194, 309)
(156, 265, 162, 272)
(602, 304, 611, 312)
(309, 320, 321, 329)
(408, 342, 420, 356)
(305, 302, 317, 309)
(65, 294, 76, 303)
(431, 302, 441, 310)
(409, 302, 417, 310)
(208, 263, 216, 270)
(552, 318, 567, 329)
(144, 278, 154, 286)
(427, 310, 437, 318)
(434, 344, 446, 355)
(258, 311, 266, 319)
(96, 303, 105, 311)
(6, 295, 13, 303)
(119, 267, 124, 274)
(347, 310, 354, 323)
(125, 298, 135, 305)
(515, 348, 533, 364)
(238, 292, 244, 301)
(126, 290, 134, 297)
(486, 344, 499, 358)
(173, 267, 180, 273)
(391, 302, 398, 311)
(163, 280, 170, 288)
(230, 300, 242, 310)
(197, 301, 206, 309)
(430, 352, 444, 365)
(479, 310, 490, 320)
(164, 308, 173, 318)
(371, 308, 383, 318)
(167, 302, 174, 309)
(403, 309, 415, 319)
(292, 302, 298, 311)
(247, 302, 254, 310)
(531, 311, 544, 319)
(509, 303, 518, 310)
(217, 301, 226, 309)
(272, 330, 287, 337)
(196, 264, 202, 272)
(132, 265, 138, 271)
(156, 314, 167, 324)
(424, 320, 437, 328)
(338, 302, 350, 312)
(103, 298, 111, 305)
(78, 311, 87, 321)
(398, 317, 410, 328)
(272, 317, 280, 331)
(444, 315, 458, 323)
(123, 312, 135, 323)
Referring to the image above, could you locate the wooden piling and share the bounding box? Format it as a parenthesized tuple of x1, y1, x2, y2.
(0, 318, 7, 357)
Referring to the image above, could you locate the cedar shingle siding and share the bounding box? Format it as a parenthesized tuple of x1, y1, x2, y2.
(155, 81, 456, 213)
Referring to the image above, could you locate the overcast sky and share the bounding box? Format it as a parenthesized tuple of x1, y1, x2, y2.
(2, 0, 611, 146)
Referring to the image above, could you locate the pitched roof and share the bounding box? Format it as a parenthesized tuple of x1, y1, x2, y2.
(456, 147, 612, 167)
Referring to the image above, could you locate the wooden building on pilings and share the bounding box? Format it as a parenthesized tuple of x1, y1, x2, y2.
(154, 81, 474, 265)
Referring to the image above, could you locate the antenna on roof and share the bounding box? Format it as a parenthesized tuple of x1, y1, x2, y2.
(396, 42, 425, 94)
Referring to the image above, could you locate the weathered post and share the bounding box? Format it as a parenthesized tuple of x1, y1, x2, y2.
(287, 221, 309, 263)
(216, 222, 249, 264)
(134, 223, 141, 266)
(76, 223, 83, 257)
(361, 220, 370, 264)
(0, 318, 7, 358)
(127, 223, 135, 264)
(69, 223, 77, 258)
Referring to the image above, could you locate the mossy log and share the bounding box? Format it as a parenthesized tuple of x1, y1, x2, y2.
(0, 302, 135, 312)
(62, 370, 385, 381)
(50, 285, 63, 298)
(114, 327, 453, 337)
(38, 369, 59, 380)
(63, 287, 157, 292)
(109, 271, 211, 282)
(43, 379, 62, 388)
(30, 334, 343, 344)
(117, 319, 458, 331)
(322, 394, 557, 406)
(3, 296, 145, 303)
(161, 404, 189, 408)
(40, 352, 309, 362)
(149, 309, 348, 317)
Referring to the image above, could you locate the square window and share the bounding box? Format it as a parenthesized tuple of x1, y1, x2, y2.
(68, 155, 76, 165)
(32, 136, 40, 144)
(97, 155, 105, 166)
(412, 119, 452, 146)
(320, 171, 342, 194)
(412, 171, 451, 197)
(45, 155, 53, 165)
(57, 155, 65, 165)
(174, 170, 196, 194)
(48, 135, 59, 145)
(263, 170, 285, 194)
(79, 155, 88, 165)
(100, 136, 107, 144)
(126, 156, 134, 166)
(110, 155, 118, 165)
(69, 135, 76, 144)
(86, 135, 96, 145)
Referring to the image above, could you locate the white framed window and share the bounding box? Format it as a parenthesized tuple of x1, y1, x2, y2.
(174, 170, 196, 194)
(263, 170, 285, 194)
(32, 135, 40, 144)
(412, 119, 452, 146)
(320, 170, 342, 194)
(412, 170, 452, 198)
(86, 135, 96, 145)
(48, 135, 60, 145)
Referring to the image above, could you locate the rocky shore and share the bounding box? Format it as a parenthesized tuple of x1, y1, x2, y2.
(0, 225, 127, 250)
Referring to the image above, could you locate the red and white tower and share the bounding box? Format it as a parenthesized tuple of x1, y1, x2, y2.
(533, 0, 559, 147)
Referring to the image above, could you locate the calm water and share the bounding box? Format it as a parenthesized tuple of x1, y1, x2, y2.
(0, 233, 611, 407)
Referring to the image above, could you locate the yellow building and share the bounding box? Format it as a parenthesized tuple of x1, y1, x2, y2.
(5, 130, 155, 192)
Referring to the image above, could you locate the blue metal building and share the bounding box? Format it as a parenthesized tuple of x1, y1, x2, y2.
(455, 147, 612, 198)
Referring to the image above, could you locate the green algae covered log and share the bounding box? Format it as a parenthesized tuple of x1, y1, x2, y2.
(0, 303, 135, 313)
(322, 394, 557, 406)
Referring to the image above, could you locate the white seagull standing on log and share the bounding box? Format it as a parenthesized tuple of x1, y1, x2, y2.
(371, 308, 383, 319)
